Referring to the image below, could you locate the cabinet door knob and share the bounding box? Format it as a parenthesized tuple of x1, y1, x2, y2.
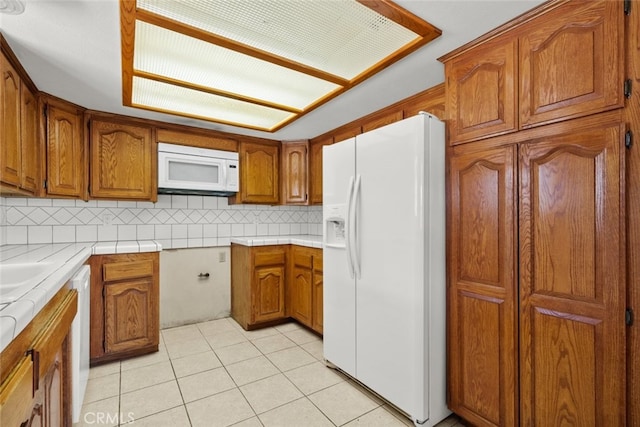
(198, 273, 210, 278)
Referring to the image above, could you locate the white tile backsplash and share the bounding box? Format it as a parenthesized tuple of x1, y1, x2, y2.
(1, 196, 323, 248)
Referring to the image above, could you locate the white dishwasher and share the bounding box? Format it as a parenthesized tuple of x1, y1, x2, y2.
(70, 265, 91, 423)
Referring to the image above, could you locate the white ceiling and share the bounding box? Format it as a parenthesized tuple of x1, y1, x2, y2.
(0, 0, 545, 141)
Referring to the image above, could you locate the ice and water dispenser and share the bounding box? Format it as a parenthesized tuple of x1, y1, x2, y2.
(324, 204, 347, 248)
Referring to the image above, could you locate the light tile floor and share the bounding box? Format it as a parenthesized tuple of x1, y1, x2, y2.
(75, 318, 465, 427)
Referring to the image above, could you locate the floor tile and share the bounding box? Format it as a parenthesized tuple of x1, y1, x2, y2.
(205, 330, 248, 349)
(73, 396, 119, 427)
(252, 333, 297, 354)
(230, 417, 263, 427)
(382, 404, 416, 426)
(178, 366, 237, 403)
(239, 326, 281, 341)
(197, 318, 238, 336)
(83, 372, 120, 404)
(301, 340, 324, 360)
(120, 360, 175, 393)
(120, 380, 184, 420)
(308, 381, 380, 426)
(87, 361, 120, 380)
(187, 388, 255, 427)
(343, 406, 409, 426)
(128, 406, 191, 427)
(284, 361, 344, 395)
(171, 349, 222, 377)
(259, 397, 334, 427)
(161, 324, 204, 344)
(164, 336, 212, 359)
(239, 373, 303, 414)
(283, 328, 321, 345)
(120, 347, 170, 371)
(215, 341, 262, 366)
(266, 346, 316, 372)
(274, 322, 301, 333)
(225, 355, 279, 386)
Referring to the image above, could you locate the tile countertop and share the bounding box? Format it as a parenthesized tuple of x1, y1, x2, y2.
(230, 234, 323, 249)
(0, 240, 162, 352)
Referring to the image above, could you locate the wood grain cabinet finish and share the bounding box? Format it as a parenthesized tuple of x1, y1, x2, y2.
(448, 144, 518, 427)
(519, 0, 624, 128)
(1, 53, 39, 194)
(281, 141, 308, 205)
(518, 120, 625, 426)
(45, 99, 85, 198)
(309, 137, 332, 205)
(289, 246, 323, 334)
(231, 244, 288, 329)
(89, 253, 159, 364)
(89, 118, 156, 201)
(445, 37, 518, 145)
(236, 141, 279, 204)
(361, 109, 403, 133)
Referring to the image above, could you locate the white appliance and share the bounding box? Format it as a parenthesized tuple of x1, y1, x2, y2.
(323, 113, 449, 426)
(158, 142, 239, 196)
(71, 265, 91, 423)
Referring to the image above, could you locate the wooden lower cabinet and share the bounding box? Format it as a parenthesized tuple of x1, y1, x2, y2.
(448, 114, 626, 426)
(90, 252, 159, 364)
(0, 286, 76, 427)
(289, 246, 323, 334)
(231, 244, 323, 333)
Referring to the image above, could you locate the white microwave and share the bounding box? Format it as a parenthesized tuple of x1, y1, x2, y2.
(157, 143, 239, 196)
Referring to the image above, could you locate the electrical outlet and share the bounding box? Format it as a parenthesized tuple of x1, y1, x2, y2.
(219, 252, 226, 262)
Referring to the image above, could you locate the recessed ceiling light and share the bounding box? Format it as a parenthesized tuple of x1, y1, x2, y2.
(120, 0, 441, 132)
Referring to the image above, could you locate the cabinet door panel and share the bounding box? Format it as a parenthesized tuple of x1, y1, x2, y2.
(1, 54, 21, 186)
(47, 104, 83, 197)
(448, 144, 518, 426)
(21, 83, 39, 194)
(309, 137, 332, 205)
(446, 38, 518, 144)
(291, 265, 312, 326)
(281, 142, 308, 205)
(239, 142, 279, 204)
(312, 252, 323, 334)
(90, 120, 154, 200)
(253, 265, 285, 323)
(519, 0, 623, 127)
(519, 121, 625, 426)
(104, 279, 156, 354)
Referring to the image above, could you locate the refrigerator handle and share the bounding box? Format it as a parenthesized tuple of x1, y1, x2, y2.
(351, 175, 362, 279)
(345, 176, 355, 279)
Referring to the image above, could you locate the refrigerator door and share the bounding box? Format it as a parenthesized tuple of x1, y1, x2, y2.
(354, 115, 428, 419)
(323, 138, 357, 377)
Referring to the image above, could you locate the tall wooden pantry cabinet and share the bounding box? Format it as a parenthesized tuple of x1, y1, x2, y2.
(441, 0, 631, 425)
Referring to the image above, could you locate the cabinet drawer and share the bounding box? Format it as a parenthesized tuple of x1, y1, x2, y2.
(254, 251, 286, 267)
(103, 260, 154, 282)
(0, 357, 34, 427)
(292, 251, 313, 269)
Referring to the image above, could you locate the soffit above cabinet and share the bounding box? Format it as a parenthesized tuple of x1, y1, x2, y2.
(120, 0, 441, 132)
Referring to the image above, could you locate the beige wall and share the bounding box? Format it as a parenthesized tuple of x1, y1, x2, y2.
(160, 247, 231, 328)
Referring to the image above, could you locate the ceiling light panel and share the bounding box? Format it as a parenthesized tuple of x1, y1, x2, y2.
(134, 20, 341, 110)
(132, 76, 295, 130)
(136, 0, 420, 80)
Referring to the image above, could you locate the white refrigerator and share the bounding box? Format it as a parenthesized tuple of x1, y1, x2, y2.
(323, 113, 449, 426)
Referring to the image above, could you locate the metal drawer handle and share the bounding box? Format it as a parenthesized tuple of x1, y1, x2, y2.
(198, 273, 210, 278)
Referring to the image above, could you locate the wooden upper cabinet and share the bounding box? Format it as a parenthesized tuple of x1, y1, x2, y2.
(281, 141, 308, 205)
(519, 0, 624, 128)
(448, 143, 518, 426)
(46, 99, 85, 198)
(333, 126, 361, 144)
(362, 109, 403, 133)
(90, 118, 156, 201)
(445, 37, 518, 145)
(237, 141, 279, 204)
(519, 119, 625, 426)
(0, 53, 22, 187)
(309, 137, 332, 205)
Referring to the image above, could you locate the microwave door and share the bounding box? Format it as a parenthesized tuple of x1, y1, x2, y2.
(159, 152, 225, 192)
